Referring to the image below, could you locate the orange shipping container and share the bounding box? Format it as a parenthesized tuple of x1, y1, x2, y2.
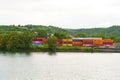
(93, 40, 103, 46)
(72, 42, 83, 46)
(103, 39, 113, 43)
(83, 39, 93, 44)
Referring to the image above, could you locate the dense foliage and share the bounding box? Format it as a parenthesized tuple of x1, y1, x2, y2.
(66, 26, 120, 42)
(48, 36, 57, 52)
(0, 32, 34, 51)
(0, 25, 119, 52)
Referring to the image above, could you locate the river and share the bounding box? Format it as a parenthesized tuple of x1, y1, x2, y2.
(0, 52, 120, 80)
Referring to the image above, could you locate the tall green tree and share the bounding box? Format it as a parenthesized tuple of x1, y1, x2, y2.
(48, 36, 57, 52)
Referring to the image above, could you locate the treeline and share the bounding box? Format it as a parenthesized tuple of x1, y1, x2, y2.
(0, 32, 34, 51)
(0, 25, 68, 51)
(0, 25, 119, 52)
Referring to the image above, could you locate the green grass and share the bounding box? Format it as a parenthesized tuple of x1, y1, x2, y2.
(56, 46, 92, 52)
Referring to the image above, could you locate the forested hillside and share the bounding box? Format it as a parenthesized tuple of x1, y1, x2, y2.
(0, 25, 66, 33)
(0, 25, 120, 42)
(66, 26, 120, 37)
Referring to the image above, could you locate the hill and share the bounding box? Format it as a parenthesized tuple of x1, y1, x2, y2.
(66, 26, 120, 38)
(0, 25, 120, 42)
(0, 25, 66, 33)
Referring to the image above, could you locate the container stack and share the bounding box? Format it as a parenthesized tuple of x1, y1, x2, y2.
(103, 39, 113, 47)
(62, 39, 67, 46)
(32, 38, 43, 46)
(67, 39, 72, 46)
(93, 40, 103, 46)
(62, 39, 72, 46)
(37, 38, 47, 44)
(57, 39, 62, 46)
(32, 38, 47, 46)
(83, 39, 93, 47)
(72, 39, 83, 46)
(32, 37, 114, 48)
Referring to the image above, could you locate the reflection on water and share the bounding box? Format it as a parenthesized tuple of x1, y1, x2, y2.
(48, 51, 56, 55)
(0, 51, 31, 56)
(0, 52, 120, 80)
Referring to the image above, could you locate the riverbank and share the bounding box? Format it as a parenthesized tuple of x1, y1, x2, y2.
(0, 46, 120, 53)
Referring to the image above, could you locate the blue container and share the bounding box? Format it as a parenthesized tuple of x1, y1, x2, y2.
(32, 44, 43, 46)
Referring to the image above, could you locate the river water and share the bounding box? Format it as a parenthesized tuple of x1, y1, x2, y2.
(0, 52, 120, 80)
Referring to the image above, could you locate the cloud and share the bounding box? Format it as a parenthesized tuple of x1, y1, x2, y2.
(0, 0, 120, 28)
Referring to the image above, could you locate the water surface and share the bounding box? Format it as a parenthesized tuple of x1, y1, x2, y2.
(0, 52, 120, 80)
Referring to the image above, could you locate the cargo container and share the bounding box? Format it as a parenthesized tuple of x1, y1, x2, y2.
(32, 38, 47, 46)
(83, 39, 93, 46)
(72, 42, 83, 46)
(62, 39, 72, 46)
(32, 41, 43, 44)
(57, 39, 62, 46)
(67, 44, 72, 46)
(103, 39, 113, 47)
(93, 40, 103, 46)
(32, 41, 43, 46)
(32, 38, 47, 44)
(72, 38, 83, 46)
(62, 44, 67, 46)
(67, 39, 72, 42)
(37, 38, 47, 44)
(67, 39, 72, 44)
(32, 44, 43, 46)
(73, 38, 102, 40)
(62, 39, 68, 44)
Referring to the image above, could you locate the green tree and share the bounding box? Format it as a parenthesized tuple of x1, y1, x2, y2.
(0, 32, 34, 51)
(54, 32, 67, 39)
(33, 29, 47, 38)
(48, 36, 57, 52)
(75, 33, 87, 37)
(0, 34, 9, 50)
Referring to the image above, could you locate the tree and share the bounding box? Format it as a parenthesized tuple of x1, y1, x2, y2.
(48, 36, 57, 52)
(0, 32, 34, 51)
(33, 29, 47, 38)
(75, 33, 87, 37)
(54, 32, 67, 39)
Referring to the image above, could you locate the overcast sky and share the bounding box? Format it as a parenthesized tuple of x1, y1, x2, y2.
(0, 0, 120, 29)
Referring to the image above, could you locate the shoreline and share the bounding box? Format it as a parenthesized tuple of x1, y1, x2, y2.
(0, 48, 120, 53)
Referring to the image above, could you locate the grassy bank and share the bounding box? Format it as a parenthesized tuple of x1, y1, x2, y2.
(1, 44, 117, 53)
(0, 45, 94, 52)
(56, 46, 93, 52)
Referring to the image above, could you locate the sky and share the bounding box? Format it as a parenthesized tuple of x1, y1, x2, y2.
(0, 0, 120, 29)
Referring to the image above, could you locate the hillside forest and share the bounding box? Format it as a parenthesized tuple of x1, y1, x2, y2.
(0, 25, 119, 51)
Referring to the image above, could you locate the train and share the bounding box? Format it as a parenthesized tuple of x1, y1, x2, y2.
(32, 38, 113, 47)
